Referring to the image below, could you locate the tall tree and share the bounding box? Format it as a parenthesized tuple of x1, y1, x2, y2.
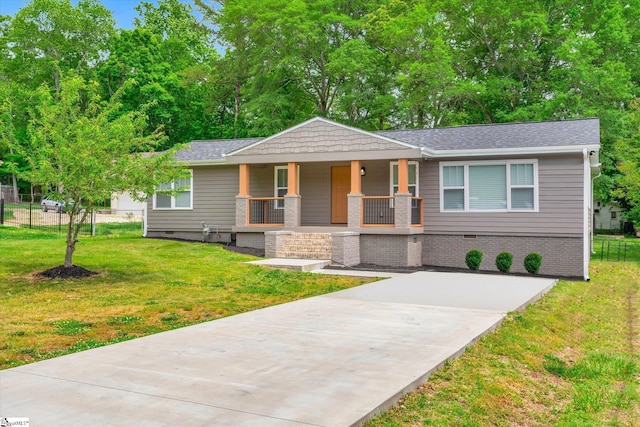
(7, 0, 115, 92)
(209, 0, 389, 133)
(8, 75, 186, 269)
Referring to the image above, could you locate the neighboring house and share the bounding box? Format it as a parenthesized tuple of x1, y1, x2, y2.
(111, 192, 145, 216)
(145, 117, 601, 279)
(594, 201, 626, 231)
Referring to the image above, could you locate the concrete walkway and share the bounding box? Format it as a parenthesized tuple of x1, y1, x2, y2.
(0, 272, 556, 426)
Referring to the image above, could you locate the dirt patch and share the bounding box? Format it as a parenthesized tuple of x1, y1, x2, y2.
(36, 265, 98, 279)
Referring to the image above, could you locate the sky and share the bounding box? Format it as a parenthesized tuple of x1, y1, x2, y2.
(0, 0, 197, 29)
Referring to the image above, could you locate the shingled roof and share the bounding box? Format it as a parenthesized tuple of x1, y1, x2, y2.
(175, 138, 261, 162)
(176, 118, 599, 163)
(375, 118, 600, 151)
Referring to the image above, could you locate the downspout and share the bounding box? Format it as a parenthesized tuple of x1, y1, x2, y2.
(585, 149, 601, 280)
(143, 200, 148, 237)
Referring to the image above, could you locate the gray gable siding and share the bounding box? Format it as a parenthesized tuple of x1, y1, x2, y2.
(230, 120, 413, 157)
(421, 153, 584, 236)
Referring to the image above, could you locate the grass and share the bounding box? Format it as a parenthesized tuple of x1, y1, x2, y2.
(593, 236, 640, 263)
(0, 225, 370, 369)
(367, 260, 640, 426)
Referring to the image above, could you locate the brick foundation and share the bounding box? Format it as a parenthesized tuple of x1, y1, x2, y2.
(236, 232, 265, 249)
(423, 234, 584, 277)
(360, 234, 422, 267)
(331, 232, 360, 266)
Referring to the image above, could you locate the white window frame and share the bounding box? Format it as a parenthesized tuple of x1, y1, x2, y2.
(274, 165, 300, 209)
(153, 170, 193, 210)
(390, 161, 419, 196)
(439, 160, 538, 213)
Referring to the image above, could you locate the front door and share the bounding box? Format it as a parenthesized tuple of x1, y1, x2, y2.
(331, 166, 350, 224)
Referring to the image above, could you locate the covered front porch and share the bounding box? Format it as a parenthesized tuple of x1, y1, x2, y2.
(233, 159, 424, 231)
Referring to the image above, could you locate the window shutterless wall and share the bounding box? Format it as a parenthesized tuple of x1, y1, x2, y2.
(422, 154, 584, 236)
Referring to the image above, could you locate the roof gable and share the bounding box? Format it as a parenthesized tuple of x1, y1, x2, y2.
(227, 117, 417, 158)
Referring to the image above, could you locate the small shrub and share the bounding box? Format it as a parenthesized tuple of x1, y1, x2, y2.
(524, 252, 542, 274)
(495, 251, 513, 273)
(465, 249, 483, 271)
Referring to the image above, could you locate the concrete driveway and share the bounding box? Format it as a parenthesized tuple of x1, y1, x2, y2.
(0, 272, 556, 426)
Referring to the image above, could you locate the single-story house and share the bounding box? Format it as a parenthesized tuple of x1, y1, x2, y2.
(111, 192, 146, 216)
(594, 200, 628, 232)
(145, 117, 601, 279)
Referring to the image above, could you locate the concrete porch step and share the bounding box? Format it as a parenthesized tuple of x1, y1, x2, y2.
(247, 258, 331, 272)
(281, 251, 332, 260)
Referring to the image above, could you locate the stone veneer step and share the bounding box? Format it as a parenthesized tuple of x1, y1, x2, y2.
(278, 232, 333, 260)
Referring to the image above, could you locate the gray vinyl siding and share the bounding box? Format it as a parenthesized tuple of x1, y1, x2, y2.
(300, 163, 333, 226)
(422, 153, 584, 236)
(298, 160, 401, 226)
(147, 165, 238, 232)
(249, 165, 274, 197)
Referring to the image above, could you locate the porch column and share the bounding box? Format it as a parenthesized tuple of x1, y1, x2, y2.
(395, 159, 412, 228)
(287, 162, 298, 195)
(348, 160, 362, 228)
(284, 162, 301, 227)
(236, 164, 251, 227)
(239, 164, 250, 196)
(397, 158, 409, 193)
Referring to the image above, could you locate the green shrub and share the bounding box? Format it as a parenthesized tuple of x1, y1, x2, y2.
(495, 251, 513, 273)
(465, 249, 483, 271)
(524, 252, 542, 274)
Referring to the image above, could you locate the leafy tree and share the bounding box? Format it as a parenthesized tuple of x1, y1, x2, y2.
(614, 98, 640, 228)
(7, 75, 186, 269)
(7, 0, 115, 92)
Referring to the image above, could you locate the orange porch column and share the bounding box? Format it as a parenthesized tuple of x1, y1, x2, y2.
(397, 158, 409, 193)
(287, 162, 298, 195)
(238, 164, 250, 196)
(350, 160, 361, 194)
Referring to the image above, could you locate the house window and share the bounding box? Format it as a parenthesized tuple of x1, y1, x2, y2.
(154, 172, 192, 209)
(274, 166, 288, 209)
(440, 160, 538, 212)
(611, 211, 617, 219)
(390, 161, 419, 197)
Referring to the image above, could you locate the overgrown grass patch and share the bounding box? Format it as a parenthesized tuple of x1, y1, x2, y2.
(367, 261, 640, 426)
(0, 228, 371, 369)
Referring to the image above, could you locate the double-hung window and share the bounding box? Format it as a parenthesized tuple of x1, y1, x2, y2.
(440, 160, 538, 212)
(154, 172, 193, 209)
(390, 161, 419, 207)
(274, 166, 288, 209)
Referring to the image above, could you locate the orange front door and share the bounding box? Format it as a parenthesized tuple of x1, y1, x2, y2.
(331, 166, 351, 224)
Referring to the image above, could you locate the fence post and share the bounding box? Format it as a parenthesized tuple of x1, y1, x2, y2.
(91, 210, 96, 236)
(29, 203, 32, 229)
(0, 199, 4, 225)
(58, 209, 62, 232)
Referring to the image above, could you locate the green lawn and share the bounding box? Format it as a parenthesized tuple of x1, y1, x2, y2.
(2, 226, 638, 425)
(367, 260, 640, 426)
(0, 226, 369, 369)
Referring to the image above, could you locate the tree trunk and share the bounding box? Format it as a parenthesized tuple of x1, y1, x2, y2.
(64, 213, 76, 267)
(64, 239, 75, 268)
(234, 81, 241, 139)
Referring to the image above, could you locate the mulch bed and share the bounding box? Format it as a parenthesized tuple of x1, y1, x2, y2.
(223, 245, 265, 257)
(36, 265, 98, 279)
